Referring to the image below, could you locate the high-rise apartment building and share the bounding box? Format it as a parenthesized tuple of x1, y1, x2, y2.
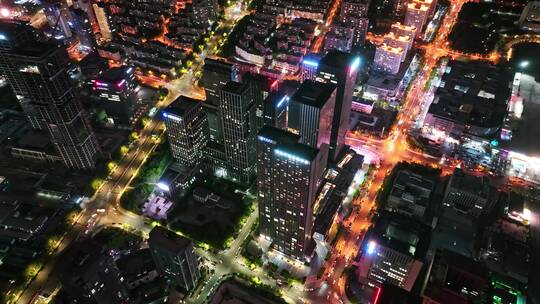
(324, 23, 355, 53)
(356, 211, 431, 292)
(390, 22, 415, 53)
(148, 226, 201, 291)
(340, 0, 370, 17)
(316, 51, 359, 162)
(162, 96, 208, 168)
(404, 1, 429, 37)
(339, 0, 370, 46)
(220, 81, 257, 185)
(0, 21, 99, 170)
(373, 44, 404, 74)
(383, 32, 411, 61)
(257, 126, 326, 260)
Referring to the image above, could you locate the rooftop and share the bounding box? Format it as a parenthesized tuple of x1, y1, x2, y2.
(367, 210, 431, 260)
(163, 95, 203, 118)
(222, 80, 249, 94)
(429, 60, 511, 131)
(96, 66, 134, 83)
(258, 125, 320, 162)
(116, 248, 156, 283)
(292, 80, 336, 108)
(148, 226, 192, 254)
(319, 49, 355, 69)
(448, 168, 489, 198)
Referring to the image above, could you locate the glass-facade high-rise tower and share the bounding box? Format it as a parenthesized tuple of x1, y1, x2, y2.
(0, 21, 99, 170)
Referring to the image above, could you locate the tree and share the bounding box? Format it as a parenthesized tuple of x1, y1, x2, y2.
(91, 178, 103, 190)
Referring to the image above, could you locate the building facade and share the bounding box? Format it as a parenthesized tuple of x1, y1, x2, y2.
(0, 21, 99, 170)
(316, 51, 359, 162)
(220, 81, 257, 185)
(257, 126, 325, 260)
(148, 226, 201, 291)
(356, 211, 431, 292)
(91, 66, 138, 126)
(373, 44, 403, 74)
(162, 96, 209, 167)
(288, 80, 336, 168)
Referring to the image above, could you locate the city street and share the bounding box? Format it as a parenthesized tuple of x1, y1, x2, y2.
(15, 0, 537, 302)
(17, 2, 252, 303)
(308, 0, 470, 302)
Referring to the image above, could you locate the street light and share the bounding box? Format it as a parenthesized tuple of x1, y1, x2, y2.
(519, 61, 530, 68)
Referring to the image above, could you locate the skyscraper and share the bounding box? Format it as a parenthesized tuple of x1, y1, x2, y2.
(162, 96, 208, 168)
(201, 58, 238, 108)
(301, 53, 322, 82)
(148, 226, 201, 291)
(288, 80, 336, 169)
(0, 21, 99, 170)
(220, 81, 257, 185)
(316, 51, 360, 162)
(257, 126, 325, 260)
(200, 58, 238, 144)
(263, 91, 289, 130)
(390, 22, 416, 54)
(243, 72, 271, 131)
(383, 32, 411, 61)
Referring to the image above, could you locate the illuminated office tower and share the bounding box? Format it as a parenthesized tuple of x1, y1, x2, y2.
(316, 50, 359, 162)
(357, 211, 431, 292)
(220, 81, 257, 185)
(257, 126, 325, 260)
(0, 21, 99, 170)
(243, 72, 271, 131)
(288, 80, 336, 169)
(404, 1, 429, 37)
(91, 66, 137, 125)
(263, 91, 289, 130)
(374, 44, 404, 74)
(162, 96, 208, 168)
